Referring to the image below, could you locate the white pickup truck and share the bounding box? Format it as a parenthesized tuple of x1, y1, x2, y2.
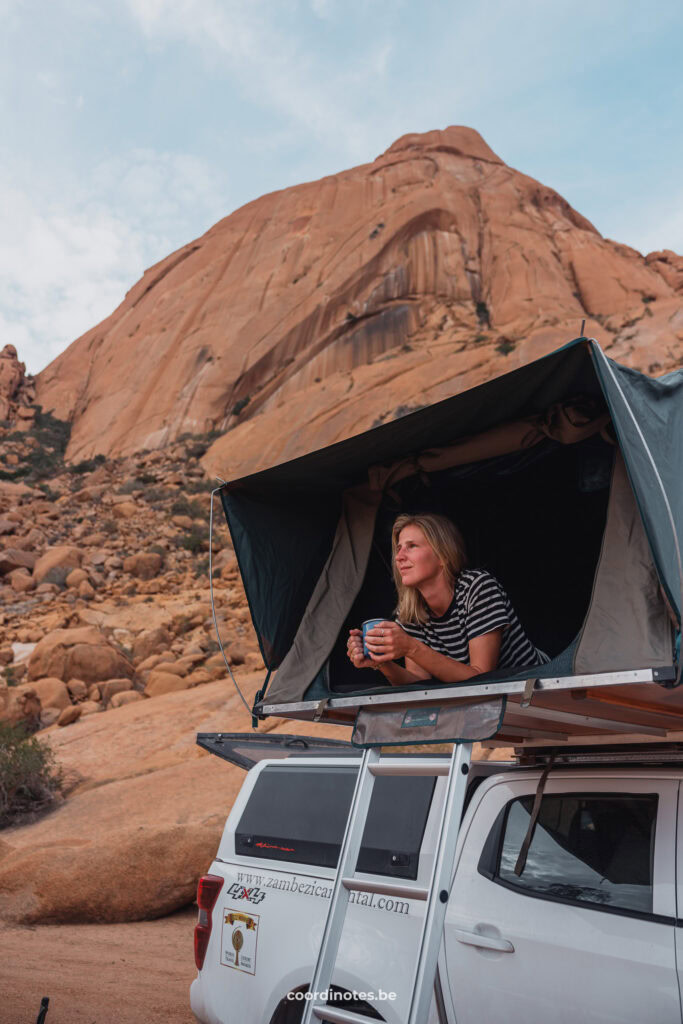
(190, 735, 683, 1024)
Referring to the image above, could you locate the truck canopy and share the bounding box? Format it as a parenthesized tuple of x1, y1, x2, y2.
(219, 338, 682, 718)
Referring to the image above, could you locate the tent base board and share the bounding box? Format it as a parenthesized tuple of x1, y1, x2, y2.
(259, 666, 682, 744)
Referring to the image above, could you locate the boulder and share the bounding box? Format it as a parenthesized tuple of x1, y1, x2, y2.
(9, 569, 34, 592)
(0, 548, 37, 576)
(144, 671, 192, 698)
(35, 582, 59, 596)
(244, 652, 265, 672)
(0, 686, 42, 728)
(79, 580, 95, 600)
(226, 642, 246, 666)
(186, 668, 212, 687)
(135, 652, 166, 673)
(65, 568, 89, 588)
(0, 675, 341, 924)
(33, 545, 81, 585)
(27, 626, 135, 685)
(0, 516, 16, 535)
(97, 678, 133, 705)
(22, 528, 46, 550)
(122, 553, 162, 580)
(66, 679, 88, 700)
(171, 515, 194, 529)
(57, 705, 82, 727)
(132, 626, 172, 663)
(110, 690, 144, 708)
(112, 501, 137, 519)
(0, 679, 71, 725)
(26, 677, 71, 712)
(220, 557, 239, 579)
(78, 700, 102, 717)
(149, 658, 185, 677)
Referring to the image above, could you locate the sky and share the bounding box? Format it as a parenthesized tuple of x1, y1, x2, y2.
(2, 0, 682, 375)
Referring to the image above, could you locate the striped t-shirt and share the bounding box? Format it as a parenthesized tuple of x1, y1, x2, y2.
(398, 569, 549, 672)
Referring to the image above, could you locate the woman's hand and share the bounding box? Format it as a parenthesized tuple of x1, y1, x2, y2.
(363, 621, 416, 662)
(347, 628, 376, 669)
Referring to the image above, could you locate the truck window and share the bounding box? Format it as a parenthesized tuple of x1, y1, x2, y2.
(235, 765, 435, 879)
(487, 792, 657, 915)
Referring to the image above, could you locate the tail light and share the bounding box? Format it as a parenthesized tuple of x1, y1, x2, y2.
(194, 874, 224, 970)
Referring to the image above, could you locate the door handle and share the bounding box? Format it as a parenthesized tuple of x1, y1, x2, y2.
(452, 928, 515, 953)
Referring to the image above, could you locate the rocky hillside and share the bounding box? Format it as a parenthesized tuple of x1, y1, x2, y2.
(0, 422, 263, 733)
(35, 126, 683, 483)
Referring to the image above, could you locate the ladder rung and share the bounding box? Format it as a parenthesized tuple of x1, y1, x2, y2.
(370, 760, 450, 777)
(312, 1006, 379, 1024)
(342, 877, 429, 901)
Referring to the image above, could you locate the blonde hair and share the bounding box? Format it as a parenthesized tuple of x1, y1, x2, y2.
(392, 513, 467, 625)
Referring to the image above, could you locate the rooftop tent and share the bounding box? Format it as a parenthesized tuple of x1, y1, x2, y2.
(219, 338, 682, 716)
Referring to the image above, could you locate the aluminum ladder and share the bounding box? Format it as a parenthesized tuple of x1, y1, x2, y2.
(301, 741, 473, 1024)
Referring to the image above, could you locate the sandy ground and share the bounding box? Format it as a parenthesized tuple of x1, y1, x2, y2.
(0, 907, 198, 1024)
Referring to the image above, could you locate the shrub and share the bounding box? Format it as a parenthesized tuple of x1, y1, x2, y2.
(29, 408, 71, 456)
(496, 337, 515, 356)
(4, 666, 20, 687)
(0, 722, 63, 828)
(231, 396, 250, 416)
(183, 479, 210, 494)
(184, 442, 208, 459)
(176, 526, 209, 553)
(143, 485, 181, 508)
(69, 454, 106, 475)
(475, 301, 491, 327)
(37, 483, 59, 501)
(117, 478, 145, 494)
(171, 496, 204, 518)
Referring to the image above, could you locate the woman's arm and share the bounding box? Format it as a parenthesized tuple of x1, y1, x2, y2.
(365, 622, 503, 684)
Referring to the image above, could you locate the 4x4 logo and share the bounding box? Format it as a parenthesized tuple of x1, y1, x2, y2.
(227, 882, 266, 904)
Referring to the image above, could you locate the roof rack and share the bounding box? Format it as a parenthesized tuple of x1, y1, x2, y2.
(514, 742, 683, 767)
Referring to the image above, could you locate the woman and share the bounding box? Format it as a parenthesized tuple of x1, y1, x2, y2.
(347, 512, 548, 685)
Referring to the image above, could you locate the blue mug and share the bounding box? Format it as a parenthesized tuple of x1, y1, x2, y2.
(362, 618, 385, 657)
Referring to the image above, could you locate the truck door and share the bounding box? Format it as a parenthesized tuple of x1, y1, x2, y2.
(444, 774, 680, 1024)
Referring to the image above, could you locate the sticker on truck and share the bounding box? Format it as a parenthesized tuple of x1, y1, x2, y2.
(235, 869, 411, 916)
(220, 909, 260, 974)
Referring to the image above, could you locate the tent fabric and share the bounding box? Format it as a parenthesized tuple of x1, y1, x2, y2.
(271, 484, 381, 702)
(219, 338, 682, 709)
(573, 452, 674, 673)
(591, 347, 683, 626)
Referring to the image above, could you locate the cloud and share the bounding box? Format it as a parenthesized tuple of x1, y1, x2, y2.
(0, 150, 231, 374)
(125, 0, 397, 161)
